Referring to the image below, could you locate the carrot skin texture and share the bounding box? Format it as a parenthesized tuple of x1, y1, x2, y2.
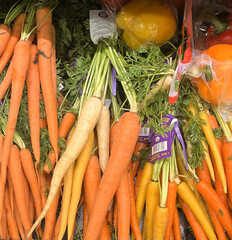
(0, 13, 25, 74)
(0, 40, 30, 219)
(134, 168, 143, 200)
(26, 44, 40, 162)
(116, 171, 130, 240)
(83, 201, 88, 238)
(85, 112, 141, 240)
(173, 206, 181, 240)
(51, 25, 57, 103)
(178, 197, 207, 240)
(196, 179, 232, 239)
(0, 24, 11, 56)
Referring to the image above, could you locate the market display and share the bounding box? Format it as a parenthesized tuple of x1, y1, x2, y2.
(0, 0, 232, 240)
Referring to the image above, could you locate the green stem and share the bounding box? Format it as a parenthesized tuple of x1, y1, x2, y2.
(169, 144, 176, 182)
(212, 105, 232, 143)
(101, 66, 110, 104)
(206, 14, 228, 35)
(160, 159, 169, 208)
(152, 160, 163, 182)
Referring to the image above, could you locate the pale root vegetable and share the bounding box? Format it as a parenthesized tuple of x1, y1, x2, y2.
(67, 132, 94, 239)
(97, 105, 110, 172)
(27, 96, 103, 238)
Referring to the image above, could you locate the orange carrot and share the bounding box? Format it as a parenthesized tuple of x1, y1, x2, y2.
(4, 187, 20, 240)
(109, 120, 119, 152)
(7, 171, 14, 216)
(128, 162, 142, 240)
(40, 93, 48, 129)
(134, 168, 143, 200)
(20, 149, 42, 220)
(36, 7, 58, 159)
(8, 145, 32, 235)
(173, 206, 181, 240)
(37, 169, 47, 209)
(0, 24, 11, 56)
(43, 111, 76, 173)
(106, 205, 113, 225)
(222, 142, 232, 204)
(164, 182, 177, 240)
(29, 191, 35, 227)
(83, 200, 88, 238)
(196, 159, 211, 184)
(85, 112, 141, 240)
(0, 40, 30, 218)
(26, 44, 40, 162)
(178, 197, 207, 240)
(0, 13, 25, 74)
(132, 142, 147, 179)
(53, 211, 61, 240)
(0, 58, 13, 101)
(116, 171, 130, 240)
(0, 200, 7, 240)
(51, 25, 57, 103)
(170, 228, 174, 240)
(22, 167, 30, 212)
(197, 179, 232, 239)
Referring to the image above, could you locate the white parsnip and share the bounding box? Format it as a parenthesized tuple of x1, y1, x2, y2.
(97, 105, 110, 172)
(27, 96, 103, 239)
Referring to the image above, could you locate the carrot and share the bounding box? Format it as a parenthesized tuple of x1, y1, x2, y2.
(177, 181, 217, 240)
(36, 7, 58, 159)
(109, 119, 119, 151)
(128, 162, 142, 240)
(135, 162, 153, 224)
(27, 96, 103, 237)
(196, 159, 211, 184)
(43, 111, 76, 174)
(178, 197, 207, 240)
(22, 166, 30, 212)
(170, 228, 174, 240)
(106, 205, 113, 225)
(39, 93, 48, 129)
(173, 206, 181, 240)
(53, 211, 61, 240)
(84, 155, 111, 240)
(0, 24, 11, 56)
(13, 191, 26, 240)
(0, 58, 13, 101)
(43, 181, 61, 240)
(164, 182, 177, 240)
(196, 179, 232, 239)
(4, 187, 20, 240)
(84, 112, 141, 240)
(132, 142, 147, 179)
(0, 39, 30, 218)
(208, 114, 219, 129)
(222, 142, 232, 204)
(97, 105, 110, 172)
(0, 13, 25, 74)
(114, 197, 118, 231)
(51, 25, 57, 103)
(116, 171, 130, 240)
(153, 206, 169, 240)
(20, 149, 42, 220)
(8, 145, 32, 236)
(26, 44, 40, 162)
(29, 191, 35, 228)
(0, 200, 7, 240)
(83, 200, 88, 238)
(7, 171, 14, 216)
(199, 110, 227, 193)
(37, 169, 47, 209)
(134, 168, 143, 200)
(68, 132, 95, 239)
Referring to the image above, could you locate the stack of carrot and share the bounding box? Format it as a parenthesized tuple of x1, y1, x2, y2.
(0, 1, 232, 240)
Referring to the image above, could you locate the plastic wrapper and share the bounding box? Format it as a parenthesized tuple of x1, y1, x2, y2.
(180, 0, 232, 120)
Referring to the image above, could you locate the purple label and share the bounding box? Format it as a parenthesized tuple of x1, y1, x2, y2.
(138, 118, 153, 143)
(112, 67, 116, 96)
(0, 101, 2, 106)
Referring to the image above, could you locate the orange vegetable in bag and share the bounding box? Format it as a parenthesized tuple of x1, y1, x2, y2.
(192, 44, 232, 105)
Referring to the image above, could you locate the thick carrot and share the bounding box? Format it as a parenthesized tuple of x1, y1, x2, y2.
(197, 179, 232, 239)
(173, 206, 181, 240)
(8, 145, 32, 235)
(27, 96, 103, 237)
(36, 7, 58, 159)
(85, 112, 141, 240)
(26, 44, 40, 162)
(20, 149, 42, 220)
(178, 197, 207, 240)
(0, 58, 13, 101)
(68, 132, 95, 239)
(177, 182, 217, 240)
(83, 155, 111, 240)
(43, 111, 76, 173)
(116, 171, 130, 240)
(83, 200, 88, 238)
(4, 187, 20, 240)
(128, 162, 142, 240)
(199, 110, 227, 193)
(164, 182, 177, 240)
(132, 142, 147, 179)
(222, 142, 232, 204)
(135, 162, 153, 224)
(0, 40, 30, 218)
(145, 180, 160, 240)
(51, 25, 57, 102)
(0, 24, 11, 56)
(153, 205, 169, 240)
(0, 13, 25, 74)
(134, 168, 143, 200)
(97, 105, 110, 172)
